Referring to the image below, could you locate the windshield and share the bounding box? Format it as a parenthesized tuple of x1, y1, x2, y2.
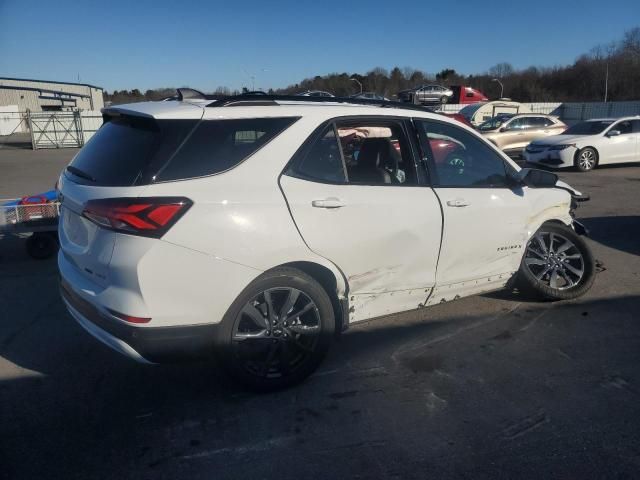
(563, 120, 613, 135)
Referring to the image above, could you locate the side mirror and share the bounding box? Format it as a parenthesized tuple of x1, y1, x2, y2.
(514, 167, 558, 188)
(607, 130, 621, 137)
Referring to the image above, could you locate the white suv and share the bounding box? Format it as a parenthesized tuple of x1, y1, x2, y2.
(58, 93, 595, 390)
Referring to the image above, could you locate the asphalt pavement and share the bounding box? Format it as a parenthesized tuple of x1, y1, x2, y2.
(1, 149, 639, 479)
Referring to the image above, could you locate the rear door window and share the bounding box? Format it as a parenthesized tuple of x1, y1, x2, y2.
(155, 117, 298, 182)
(294, 126, 346, 183)
(288, 119, 418, 186)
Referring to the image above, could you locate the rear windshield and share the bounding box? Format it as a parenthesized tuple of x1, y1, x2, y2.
(563, 120, 613, 135)
(66, 116, 298, 186)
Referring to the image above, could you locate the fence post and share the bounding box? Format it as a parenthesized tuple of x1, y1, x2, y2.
(75, 111, 84, 146)
(27, 112, 36, 150)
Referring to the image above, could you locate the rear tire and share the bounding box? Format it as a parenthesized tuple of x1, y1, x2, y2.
(518, 223, 595, 300)
(216, 267, 335, 391)
(574, 147, 598, 172)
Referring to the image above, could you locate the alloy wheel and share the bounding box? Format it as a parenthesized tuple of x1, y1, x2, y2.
(524, 231, 585, 290)
(231, 287, 321, 379)
(579, 150, 595, 170)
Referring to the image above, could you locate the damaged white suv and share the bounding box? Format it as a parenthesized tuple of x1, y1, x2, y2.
(58, 92, 595, 390)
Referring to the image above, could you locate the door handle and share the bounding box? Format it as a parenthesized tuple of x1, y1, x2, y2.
(312, 198, 346, 209)
(446, 198, 470, 207)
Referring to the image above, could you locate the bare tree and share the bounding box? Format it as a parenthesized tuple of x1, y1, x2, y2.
(488, 62, 514, 78)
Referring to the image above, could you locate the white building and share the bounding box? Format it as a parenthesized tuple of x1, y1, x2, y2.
(0, 77, 104, 112)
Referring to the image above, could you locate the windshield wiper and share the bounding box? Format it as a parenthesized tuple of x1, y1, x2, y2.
(66, 166, 96, 182)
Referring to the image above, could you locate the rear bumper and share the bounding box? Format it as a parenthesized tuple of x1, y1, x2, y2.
(60, 279, 219, 363)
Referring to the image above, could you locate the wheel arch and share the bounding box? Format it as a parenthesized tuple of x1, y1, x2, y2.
(273, 260, 349, 333)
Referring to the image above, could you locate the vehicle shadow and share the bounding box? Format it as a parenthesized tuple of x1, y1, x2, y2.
(580, 215, 640, 256)
(2, 293, 640, 479)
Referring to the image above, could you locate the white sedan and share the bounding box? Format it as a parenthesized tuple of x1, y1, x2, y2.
(524, 117, 640, 172)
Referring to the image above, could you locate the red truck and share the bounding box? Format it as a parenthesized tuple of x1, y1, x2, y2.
(449, 85, 488, 104)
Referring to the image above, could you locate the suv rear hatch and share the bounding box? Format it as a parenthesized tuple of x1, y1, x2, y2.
(59, 106, 299, 288)
(58, 110, 201, 287)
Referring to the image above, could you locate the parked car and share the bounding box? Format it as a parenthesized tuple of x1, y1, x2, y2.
(458, 101, 532, 127)
(397, 85, 453, 104)
(349, 92, 390, 101)
(524, 117, 640, 171)
(449, 85, 488, 104)
(297, 90, 334, 97)
(58, 94, 594, 390)
(480, 114, 567, 155)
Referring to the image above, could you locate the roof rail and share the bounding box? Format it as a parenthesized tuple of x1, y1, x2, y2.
(206, 94, 437, 112)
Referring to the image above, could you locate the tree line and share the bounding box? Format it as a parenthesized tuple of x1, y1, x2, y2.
(104, 27, 640, 105)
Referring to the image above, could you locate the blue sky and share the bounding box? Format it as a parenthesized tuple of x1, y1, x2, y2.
(1, 0, 638, 92)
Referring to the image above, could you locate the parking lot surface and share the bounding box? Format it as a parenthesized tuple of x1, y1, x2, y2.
(1, 149, 639, 479)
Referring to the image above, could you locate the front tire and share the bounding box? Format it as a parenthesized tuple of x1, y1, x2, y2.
(440, 96, 449, 104)
(518, 223, 595, 300)
(575, 147, 598, 172)
(217, 267, 335, 391)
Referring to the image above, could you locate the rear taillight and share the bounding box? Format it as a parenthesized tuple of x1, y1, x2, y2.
(82, 197, 192, 238)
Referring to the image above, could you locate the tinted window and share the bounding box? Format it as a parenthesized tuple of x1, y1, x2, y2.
(295, 127, 346, 183)
(528, 117, 544, 127)
(337, 123, 417, 185)
(564, 121, 613, 135)
(612, 120, 633, 135)
(67, 117, 197, 186)
(478, 115, 513, 131)
(633, 120, 640, 133)
(155, 117, 298, 182)
(416, 120, 511, 188)
(541, 117, 556, 127)
(506, 117, 529, 130)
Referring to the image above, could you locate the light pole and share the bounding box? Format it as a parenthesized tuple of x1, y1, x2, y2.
(350, 78, 363, 94)
(243, 68, 268, 92)
(604, 61, 609, 103)
(492, 78, 504, 99)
